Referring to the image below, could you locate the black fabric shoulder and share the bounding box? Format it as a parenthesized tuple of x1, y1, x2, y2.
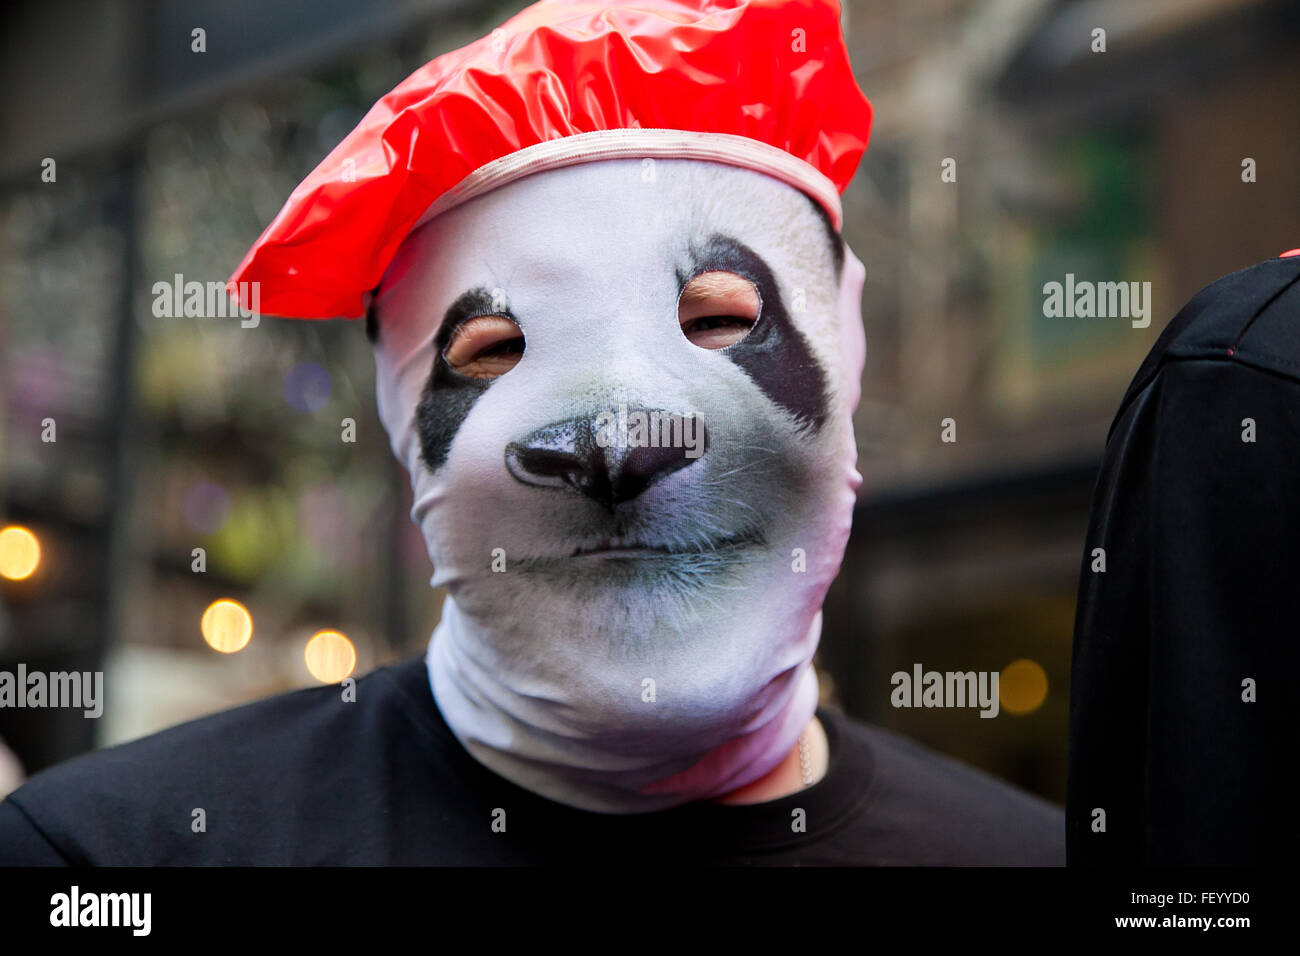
(1069, 264, 1298, 864)
(0, 661, 413, 865)
(850, 722, 1065, 866)
(1108, 255, 1300, 441)
(0, 797, 72, 865)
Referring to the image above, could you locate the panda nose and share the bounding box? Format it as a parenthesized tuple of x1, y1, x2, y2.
(505, 411, 706, 509)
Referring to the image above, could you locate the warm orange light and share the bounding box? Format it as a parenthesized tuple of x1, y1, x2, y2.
(1000, 659, 1049, 715)
(304, 630, 356, 683)
(0, 526, 40, 581)
(201, 599, 253, 653)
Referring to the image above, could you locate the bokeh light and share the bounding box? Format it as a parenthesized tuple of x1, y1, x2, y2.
(304, 630, 356, 683)
(999, 659, 1049, 715)
(183, 481, 232, 534)
(201, 598, 253, 653)
(0, 526, 41, 581)
(283, 362, 331, 413)
(298, 483, 348, 554)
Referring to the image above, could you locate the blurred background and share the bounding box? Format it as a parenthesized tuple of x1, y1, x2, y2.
(1, 0, 1297, 804)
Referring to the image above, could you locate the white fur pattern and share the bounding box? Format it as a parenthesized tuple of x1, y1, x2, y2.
(372, 158, 866, 813)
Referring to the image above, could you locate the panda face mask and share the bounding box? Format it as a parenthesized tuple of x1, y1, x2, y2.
(372, 157, 866, 814)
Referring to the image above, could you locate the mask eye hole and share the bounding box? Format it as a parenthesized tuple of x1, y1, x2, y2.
(442, 315, 525, 379)
(677, 270, 760, 350)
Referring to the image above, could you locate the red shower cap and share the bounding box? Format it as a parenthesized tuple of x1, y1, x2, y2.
(228, 0, 873, 319)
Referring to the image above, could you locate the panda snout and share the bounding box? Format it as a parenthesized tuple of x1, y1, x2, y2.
(504, 409, 708, 510)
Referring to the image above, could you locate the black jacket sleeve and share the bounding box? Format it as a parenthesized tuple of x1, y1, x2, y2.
(1067, 256, 1299, 865)
(0, 797, 71, 865)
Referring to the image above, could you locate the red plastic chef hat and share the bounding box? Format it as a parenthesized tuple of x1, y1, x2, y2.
(228, 0, 873, 320)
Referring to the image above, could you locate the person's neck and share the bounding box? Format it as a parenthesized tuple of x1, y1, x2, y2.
(709, 714, 828, 805)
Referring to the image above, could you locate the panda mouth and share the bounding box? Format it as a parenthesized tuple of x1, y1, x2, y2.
(572, 541, 672, 558)
(571, 536, 674, 557)
(508, 524, 767, 588)
(568, 527, 765, 559)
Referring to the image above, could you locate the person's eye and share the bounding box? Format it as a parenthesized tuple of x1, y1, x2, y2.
(677, 270, 760, 350)
(442, 315, 525, 379)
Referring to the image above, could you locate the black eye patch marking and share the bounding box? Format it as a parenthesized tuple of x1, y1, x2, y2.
(415, 286, 517, 471)
(677, 234, 830, 430)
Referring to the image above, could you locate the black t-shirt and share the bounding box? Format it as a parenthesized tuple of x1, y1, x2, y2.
(1068, 254, 1299, 866)
(0, 654, 1063, 865)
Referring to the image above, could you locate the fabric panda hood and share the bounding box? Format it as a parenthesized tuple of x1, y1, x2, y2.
(226, 0, 874, 814)
(372, 157, 867, 813)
